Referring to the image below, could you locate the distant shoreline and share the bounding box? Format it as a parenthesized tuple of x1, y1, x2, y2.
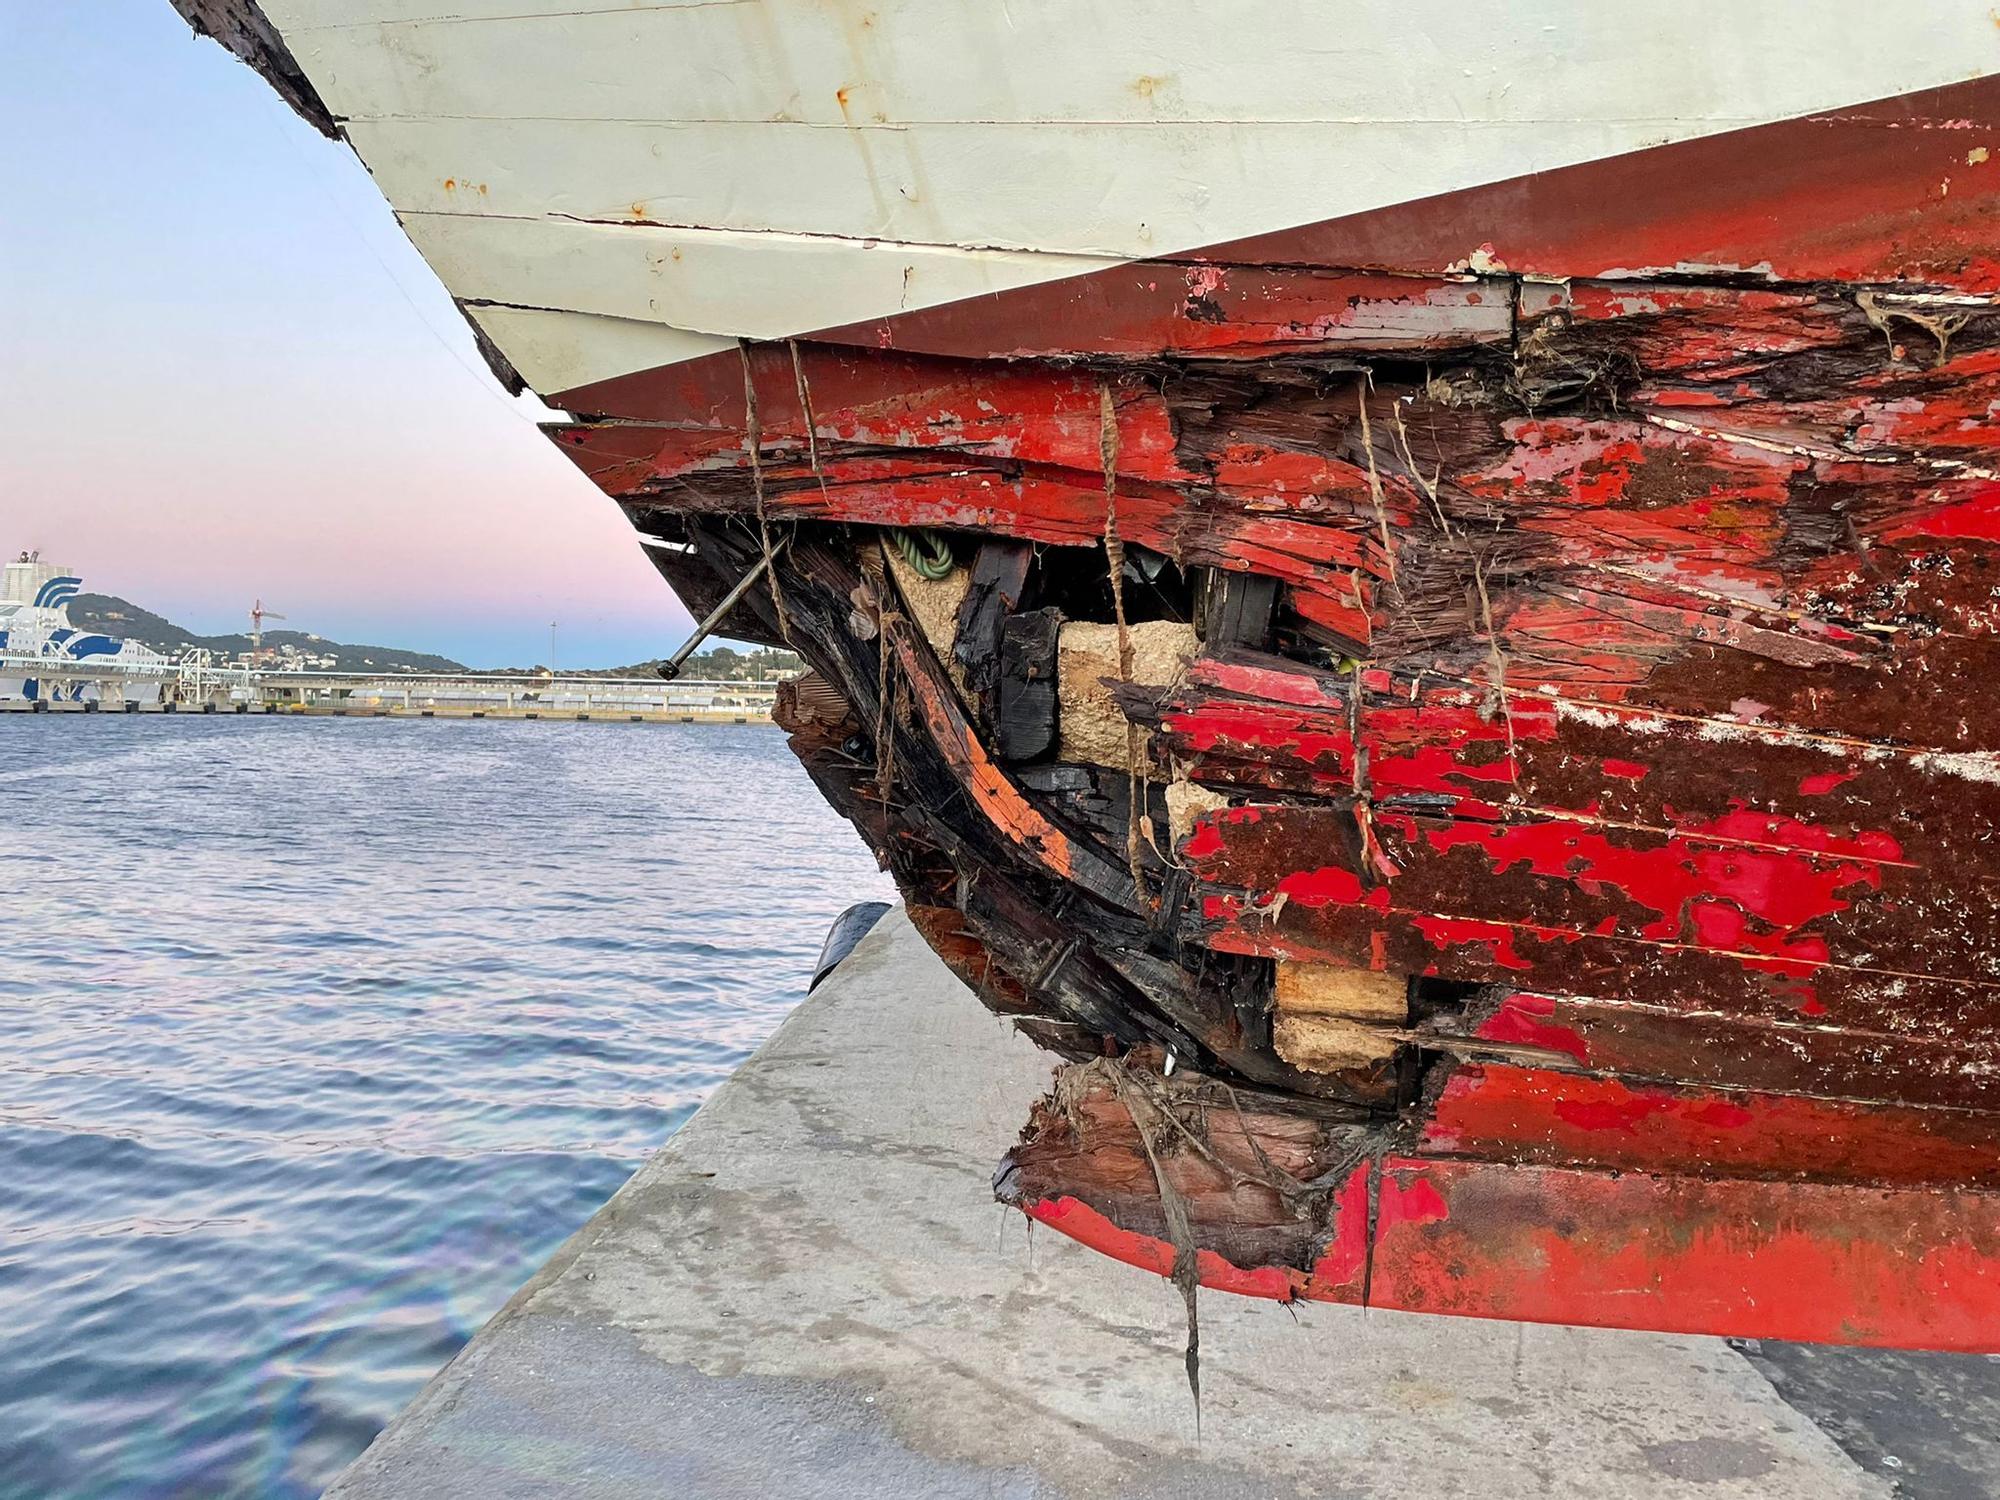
(0, 699, 776, 725)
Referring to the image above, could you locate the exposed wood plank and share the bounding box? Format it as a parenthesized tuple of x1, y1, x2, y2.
(1202, 570, 1280, 652)
(1273, 1013, 1400, 1072)
(1461, 991, 2000, 1112)
(995, 609, 1060, 762)
(1274, 961, 1406, 1021)
(1191, 802, 2000, 1034)
(1162, 654, 2000, 845)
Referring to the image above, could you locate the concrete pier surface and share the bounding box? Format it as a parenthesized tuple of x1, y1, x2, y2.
(327, 909, 2000, 1500)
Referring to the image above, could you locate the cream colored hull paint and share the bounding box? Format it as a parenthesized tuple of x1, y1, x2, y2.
(463, 305, 734, 393)
(406, 215, 1116, 342)
(249, 0, 2000, 391)
(268, 0, 1999, 130)
(353, 116, 1764, 258)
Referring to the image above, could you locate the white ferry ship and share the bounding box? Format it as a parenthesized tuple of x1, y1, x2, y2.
(0, 553, 171, 706)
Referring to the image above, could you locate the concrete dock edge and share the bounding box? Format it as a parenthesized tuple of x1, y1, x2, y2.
(324, 907, 1977, 1499)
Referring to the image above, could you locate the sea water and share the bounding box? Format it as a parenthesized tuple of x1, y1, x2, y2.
(0, 717, 893, 1500)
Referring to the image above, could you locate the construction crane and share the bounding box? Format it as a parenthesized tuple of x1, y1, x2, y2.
(250, 599, 287, 661)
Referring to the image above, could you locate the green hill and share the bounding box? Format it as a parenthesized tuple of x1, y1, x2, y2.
(535, 645, 804, 681)
(69, 594, 468, 675)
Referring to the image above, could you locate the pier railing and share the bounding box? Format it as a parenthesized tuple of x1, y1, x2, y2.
(0, 652, 785, 721)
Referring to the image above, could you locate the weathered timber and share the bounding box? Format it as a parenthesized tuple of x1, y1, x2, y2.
(1274, 962, 1408, 1019)
(998, 1054, 2000, 1351)
(1455, 990, 2000, 1114)
(1420, 1061, 2000, 1190)
(953, 539, 1034, 735)
(995, 1058, 1378, 1272)
(1189, 800, 1996, 998)
(1269, 961, 1409, 1073)
(995, 608, 1060, 762)
(1201, 570, 1280, 652)
(758, 524, 1397, 1106)
(1152, 652, 2000, 879)
(167, 1, 337, 137)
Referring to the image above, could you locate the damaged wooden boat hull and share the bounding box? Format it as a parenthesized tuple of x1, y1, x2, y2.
(176, 1, 2000, 1350)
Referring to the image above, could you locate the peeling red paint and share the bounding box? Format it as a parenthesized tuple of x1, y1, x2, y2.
(1473, 994, 1591, 1063)
(1021, 1149, 2000, 1352)
(1022, 1194, 1312, 1303)
(1424, 1064, 2000, 1187)
(1361, 1157, 2000, 1350)
(1408, 913, 1541, 971)
(1180, 819, 1226, 859)
(1273, 862, 1392, 912)
(1376, 1172, 1451, 1230)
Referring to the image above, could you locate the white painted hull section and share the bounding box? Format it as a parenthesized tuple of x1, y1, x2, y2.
(238, 1, 2000, 391)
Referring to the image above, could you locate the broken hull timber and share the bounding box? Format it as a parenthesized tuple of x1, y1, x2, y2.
(177, 2, 2000, 1350)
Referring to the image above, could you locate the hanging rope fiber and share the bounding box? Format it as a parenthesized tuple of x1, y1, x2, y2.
(736, 339, 793, 644)
(1100, 384, 1149, 902)
(786, 339, 836, 505)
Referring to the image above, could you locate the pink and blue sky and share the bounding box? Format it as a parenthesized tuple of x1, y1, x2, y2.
(0, 5, 695, 669)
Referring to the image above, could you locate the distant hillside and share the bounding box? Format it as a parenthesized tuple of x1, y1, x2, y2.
(510, 645, 804, 682)
(70, 594, 468, 675)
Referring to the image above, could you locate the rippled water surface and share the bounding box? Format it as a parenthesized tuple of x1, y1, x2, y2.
(0, 717, 893, 1500)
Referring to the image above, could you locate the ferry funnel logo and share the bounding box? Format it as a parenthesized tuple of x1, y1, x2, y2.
(33, 577, 80, 610)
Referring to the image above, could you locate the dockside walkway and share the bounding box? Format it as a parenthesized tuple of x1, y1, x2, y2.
(327, 908, 1997, 1499)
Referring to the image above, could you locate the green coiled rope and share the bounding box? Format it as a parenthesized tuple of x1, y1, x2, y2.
(888, 527, 956, 580)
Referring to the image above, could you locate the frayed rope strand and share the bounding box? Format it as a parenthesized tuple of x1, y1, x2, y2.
(737, 339, 793, 645)
(1100, 385, 1148, 902)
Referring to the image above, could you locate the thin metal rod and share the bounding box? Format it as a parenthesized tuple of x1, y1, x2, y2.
(657, 556, 772, 681)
